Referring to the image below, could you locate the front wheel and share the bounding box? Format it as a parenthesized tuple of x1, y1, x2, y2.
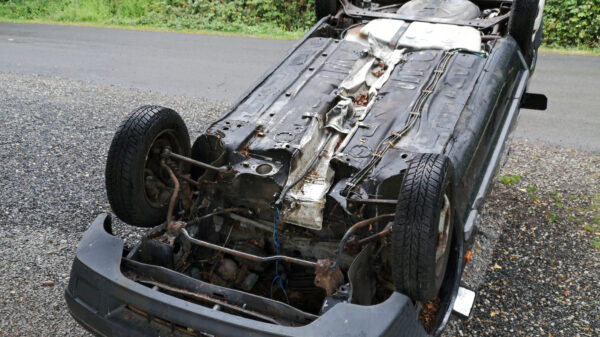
(392, 153, 454, 301)
(105, 105, 190, 227)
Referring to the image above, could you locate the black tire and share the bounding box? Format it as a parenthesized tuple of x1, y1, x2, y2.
(530, 17, 543, 73)
(392, 154, 454, 301)
(315, 0, 338, 21)
(106, 105, 190, 227)
(508, 0, 539, 66)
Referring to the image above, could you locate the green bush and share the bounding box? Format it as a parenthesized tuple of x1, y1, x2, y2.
(0, 0, 315, 36)
(149, 0, 315, 32)
(118, 0, 150, 19)
(0, 0, 69, 19)
(543, 0, 600, 48)
(0, 0, 153, 22)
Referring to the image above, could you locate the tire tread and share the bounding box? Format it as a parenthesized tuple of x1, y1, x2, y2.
(105, 105, 190, 227)
(392, 153, 450, 301)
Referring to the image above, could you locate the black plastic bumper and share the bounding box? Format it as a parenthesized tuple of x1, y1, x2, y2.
(65, 214, 429, 337)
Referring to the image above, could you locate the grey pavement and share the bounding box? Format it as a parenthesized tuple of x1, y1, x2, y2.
(0, 22, 295, 101)
(518, 53, 600, 152)
(1, 22, 598, 151)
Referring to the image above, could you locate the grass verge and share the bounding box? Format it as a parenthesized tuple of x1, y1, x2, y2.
(540, 46, 600, 56)
(0, 0, 312, 40)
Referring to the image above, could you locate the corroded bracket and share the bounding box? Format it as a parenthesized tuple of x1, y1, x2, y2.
(314, 259, 345, 296)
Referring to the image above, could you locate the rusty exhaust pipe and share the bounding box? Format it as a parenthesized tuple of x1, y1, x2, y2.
(163, 148, 230, 173)
(180, 228, 317, 268)
(331, 213, 395, 269)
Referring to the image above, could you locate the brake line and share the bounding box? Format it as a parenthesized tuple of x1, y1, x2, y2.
(342, 49, 459, 197)
(331, 213, 395, 269)
(270, 207, 289, 303)
(179, 228, 316, 268)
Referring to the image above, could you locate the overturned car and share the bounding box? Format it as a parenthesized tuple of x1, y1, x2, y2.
(66, 0, 547, 336)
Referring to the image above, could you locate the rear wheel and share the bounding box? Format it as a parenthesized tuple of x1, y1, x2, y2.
(508, 0, 541, 67)
(106, 105, 190, 227)
(315, 0, 339, 21)
(392, 154, 454, 301)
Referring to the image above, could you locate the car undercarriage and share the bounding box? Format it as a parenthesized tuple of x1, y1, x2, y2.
(66, 1, 547, 336)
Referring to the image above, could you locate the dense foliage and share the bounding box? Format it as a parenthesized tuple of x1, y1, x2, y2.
(542, 0, 600, 48)
(0, 0, 315, 37)
(0, 0, 598, 48)
(150, 0, 316, 32)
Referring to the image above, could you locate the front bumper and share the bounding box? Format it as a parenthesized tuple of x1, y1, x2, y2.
(65, 214, 429, 337)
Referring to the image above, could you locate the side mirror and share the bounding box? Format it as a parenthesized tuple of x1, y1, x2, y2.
(520, 92, 548, 110)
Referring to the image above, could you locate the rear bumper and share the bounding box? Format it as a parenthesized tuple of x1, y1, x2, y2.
(65, 214, 429, 337)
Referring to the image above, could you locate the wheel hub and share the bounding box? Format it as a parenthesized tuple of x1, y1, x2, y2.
(143, 131, 183, 208)
(435, 194, 451, 277)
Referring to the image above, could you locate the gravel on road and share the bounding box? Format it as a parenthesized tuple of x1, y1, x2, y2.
(0, 72, 598, 336)
(0, 72, 226, 336)
(444, 142, 600, 336)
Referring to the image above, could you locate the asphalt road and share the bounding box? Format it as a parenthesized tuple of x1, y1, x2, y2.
(1, 22, 599, 151)
(0, 22, 295, 102)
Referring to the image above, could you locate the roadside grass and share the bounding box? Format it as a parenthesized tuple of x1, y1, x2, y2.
(498, 174, 521, 185)
(539, 46, 600, 56)
(527, 185, 537, 200)
(547, 211, 557, 223)
(0, 0, 308, 40)
(556, 192, 600, 252)
(498, 175, 600, 252)
(592, 239, 600, 251)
